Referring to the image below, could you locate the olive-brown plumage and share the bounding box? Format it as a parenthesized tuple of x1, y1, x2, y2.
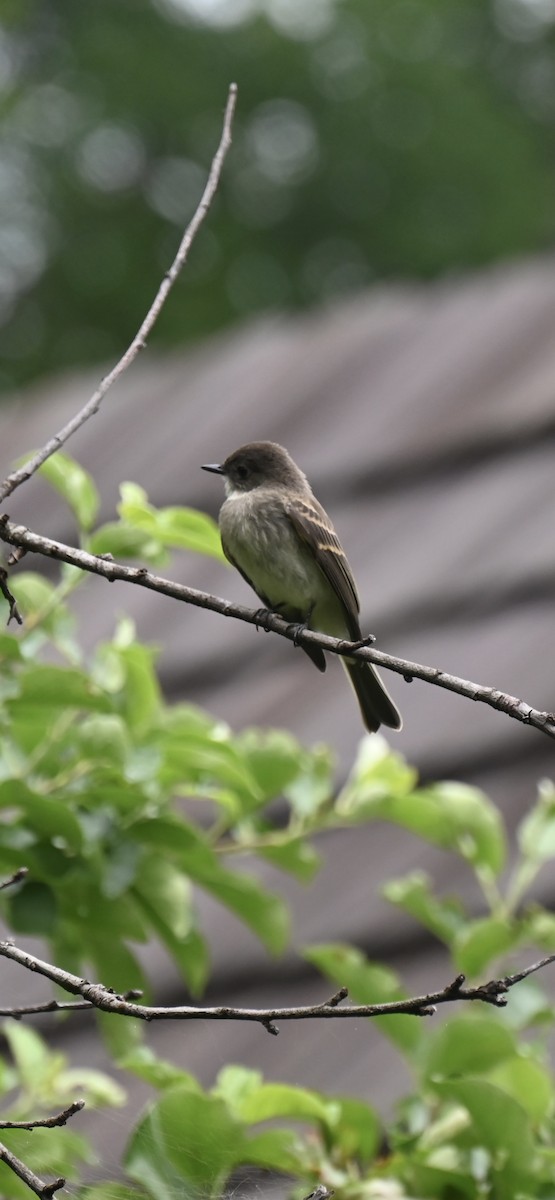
(202, 442, 401, 733)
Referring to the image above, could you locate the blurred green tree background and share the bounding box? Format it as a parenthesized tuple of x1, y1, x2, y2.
(1, 0, 554, 393)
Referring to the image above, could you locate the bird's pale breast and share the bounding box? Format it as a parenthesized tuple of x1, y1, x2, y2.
(220, 490, 344, 632)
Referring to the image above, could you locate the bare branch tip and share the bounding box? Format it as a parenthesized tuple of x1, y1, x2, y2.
(262, 1018, 279, 1036)
(444, 974, 466, 997)
(42, 1178, 66, 1200)
(0, 867, 28, 891)
(324, 987, 348, 1008)
(0, 567, 23, 626)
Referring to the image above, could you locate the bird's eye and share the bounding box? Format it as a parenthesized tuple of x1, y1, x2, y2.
(236, 464, 249, 481)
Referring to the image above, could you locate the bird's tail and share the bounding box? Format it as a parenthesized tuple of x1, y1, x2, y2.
(342, 659, 402, 733)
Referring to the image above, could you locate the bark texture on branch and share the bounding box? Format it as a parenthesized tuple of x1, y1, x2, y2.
(0, 940, 553, 1030)
(1, 514, 554, 741)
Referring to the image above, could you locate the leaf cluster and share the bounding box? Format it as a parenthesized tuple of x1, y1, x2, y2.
(1, 453, 555, 1199)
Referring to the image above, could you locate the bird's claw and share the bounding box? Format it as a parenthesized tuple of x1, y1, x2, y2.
(254, 607, 273, 632)
(288, 620, 308, 647)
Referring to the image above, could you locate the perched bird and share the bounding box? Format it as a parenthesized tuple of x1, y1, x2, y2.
(202, 442, 401, 733)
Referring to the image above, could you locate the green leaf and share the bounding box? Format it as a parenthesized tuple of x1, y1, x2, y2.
(258, 836, 321, 881)
(10, 574, 79, 660)
(407, 1163, 476, 1200)
(77, 714, 128, 769)
(117, 644, 161, 735)
(125, 1110, 193, 1200)
(241, 1129, 304, 1174)
(235, 1082, 339, 1127)
(236, 729, 311, 800)
(133, 888, 209, 996)
(59, 1067, 126, 1108)
(382, 870, 466, 945)
(518, 779, 555, 862)
(12, 665, 111, 711)
(0, 781, 83, 853)
(522, 906, 555, 951)
(432, 1080, 535, 1190)
(335, 734, 417, 819)
(0, 633, 22, 662)
(119, 482, 225, 560)
(425, 1016, 516, 1079)
(453, 917, 518, 976)
(285, 744, 335, 820)
(341, 776, 506, 876)
(121, 1047, 202, 1093)
(101, 839, 142, 900)
(126, 1087, 245, 1197)
(159, 729, 263, 808)
(90, 522, 167, 565)
(432, 1078, 534, 1173)
(488, 1056, 554, 1121)
(7, 880, 58, 935)
(133, 856, 192, 941)
(132, 818, 289, 954)
(39, 451, 99, 530)
(496, 978, 555, 1031)
(214, 1065, 263, 1111)
(3, 1020, 58, 1091)
(7, 573, 53, 617)
(304, 942, 422, 1057)
(331, 1096, 381, 1164)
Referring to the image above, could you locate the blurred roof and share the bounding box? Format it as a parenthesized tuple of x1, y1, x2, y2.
(1, 254, 555, 1173)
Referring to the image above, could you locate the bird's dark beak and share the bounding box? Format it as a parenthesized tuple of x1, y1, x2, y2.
(201, 463, 224, 475)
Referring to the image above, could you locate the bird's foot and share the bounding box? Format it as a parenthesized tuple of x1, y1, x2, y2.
(287, 605, 315, 647)
(254, 605, 285, 632)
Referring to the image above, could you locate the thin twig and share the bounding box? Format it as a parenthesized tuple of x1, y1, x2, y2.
(0, 1000, 92, 1018)
(0, 1140, 65, 1200)
(0, 1101, 84, 1131)
(0, 515, 554, 741)
(0, 986, 142, 1020)
(0, 568, 22, 625)
(0, 83, 238, 505)
(0, 941, 553, 1031)
(0, 868, 28, 891)
(6, 546, 27, 567)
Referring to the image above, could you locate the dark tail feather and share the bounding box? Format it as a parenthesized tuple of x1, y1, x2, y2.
(343, 659, 402, 733)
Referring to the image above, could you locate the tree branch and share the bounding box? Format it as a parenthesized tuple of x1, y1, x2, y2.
(0, 1101, 84, 1131)
(0, 941, 553, 1030)
(1, 515, 554, 740)
(0, 1141, 65, 1200)
(0, 567, 23, 626)
(0, 83, 237, 505)
(0, 868, 28, 891)
(0, 989, 142, 1020)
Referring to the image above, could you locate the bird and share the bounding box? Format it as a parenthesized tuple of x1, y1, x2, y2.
(202, 441, 401, 734)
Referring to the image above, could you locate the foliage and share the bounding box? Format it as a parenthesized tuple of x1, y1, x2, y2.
(1, 452, 555, 1198)
(0, 1020, 124, 1199)
(2, 0, 555, 391)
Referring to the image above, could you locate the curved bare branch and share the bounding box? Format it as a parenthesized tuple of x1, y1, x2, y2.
(0, 83, 237, 505)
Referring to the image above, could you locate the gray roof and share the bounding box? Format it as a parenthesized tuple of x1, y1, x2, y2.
(1, 255, 555, 1174)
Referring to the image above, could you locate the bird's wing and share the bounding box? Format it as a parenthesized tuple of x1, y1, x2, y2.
(286, 495, 361, 639)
